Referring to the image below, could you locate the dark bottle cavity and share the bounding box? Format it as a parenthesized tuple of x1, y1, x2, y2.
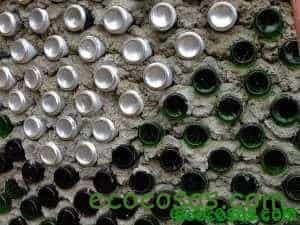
(93, 168, 118, 194)
(112, 144, 138, 169)
(138, 122, 164, 146)
(261, 148, 288, 176)
(162, 93, 188, 120)
(254, 8, 283, 38)
(244, 70, 271, 96)
(180, 169, 208, 194)
(20, 196, 43, 220)
(129, 170, 155, 194)
(216, 95, 243, 123)
(230, 40, 256, 65)
(38, 184, 59, 209)
(192, 66, 220, 95)
(159, 147, 184, 172)
(22, 160, 45, 184)
(230, 173, 259, 196)
(270, 96, 299, 126)
(208, 147, 234, 173)
(73, 188, 98, 217)
(0, 114, 14, 138)
(237, 123, 265, 149)
(5, 138, 26, 162)
(54, 165, 80, 189)
(282, 174, 300, 202)
(57, 207, 80, 225)
(279, 40, 300, 67)
(183, 124, 210, 148)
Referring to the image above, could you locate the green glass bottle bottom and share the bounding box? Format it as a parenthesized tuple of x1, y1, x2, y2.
(0, 114, 13, 138)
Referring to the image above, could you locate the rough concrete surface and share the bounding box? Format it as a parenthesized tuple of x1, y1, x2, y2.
(0, 0, 299, 225)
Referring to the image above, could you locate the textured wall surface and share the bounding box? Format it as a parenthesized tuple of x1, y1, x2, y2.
(0, 0, 299, 225)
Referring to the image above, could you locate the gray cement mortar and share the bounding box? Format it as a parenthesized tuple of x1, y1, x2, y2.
(0, 0, 299, 224)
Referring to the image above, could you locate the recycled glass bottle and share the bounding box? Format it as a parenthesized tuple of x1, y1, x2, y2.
(244, 70, 271, 97)
(260, 148, 288, 176)
(0, 114, 13, 138)
(216, 95, 243, 124)
(4, 138, 26, 162)
(237, 123, 265, 149)
(37, 184, 59, 209)
(56, 207, 80, 225)
(180, 169, 208, 194)
(208, 147, 234, 173)
(20, 196, 43, 220)
(254, 8, 283, 38)
(54, 165, 79, 189)
(282, 174, 300, 202)
(270, 95, 299, 126)
(112, 144, 138, 169)
(230, 173, 259, 196)
(129, 170, 155, 194)
(183, 124, 210, 148)
(93, 168, 118, 194)
(230, 40, 257, 66)
(192, 66, 220, 95)
(22, 161, 45, 184)
(159, 147, 184, 172)
(138, 122, 164, 146)
(162, 93, 188, 120)
(73, 188, 98, 217)
(279, 40, 300, 67)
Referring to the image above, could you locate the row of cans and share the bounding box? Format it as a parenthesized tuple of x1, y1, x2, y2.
(0, 2, 237, 35)
(0, 2, 239, 63)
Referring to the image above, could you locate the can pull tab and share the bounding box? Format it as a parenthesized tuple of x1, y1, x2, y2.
(292, 0, 300, 54)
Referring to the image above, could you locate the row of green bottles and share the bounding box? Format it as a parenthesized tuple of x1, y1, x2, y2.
(228, 6, 300, 67)
(160, 92, 299, 126)
(138, 120, 297, 151)
(192, 66, 272, 97)
(229, 39, 300, 67)
(207, 146, 289, 177)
